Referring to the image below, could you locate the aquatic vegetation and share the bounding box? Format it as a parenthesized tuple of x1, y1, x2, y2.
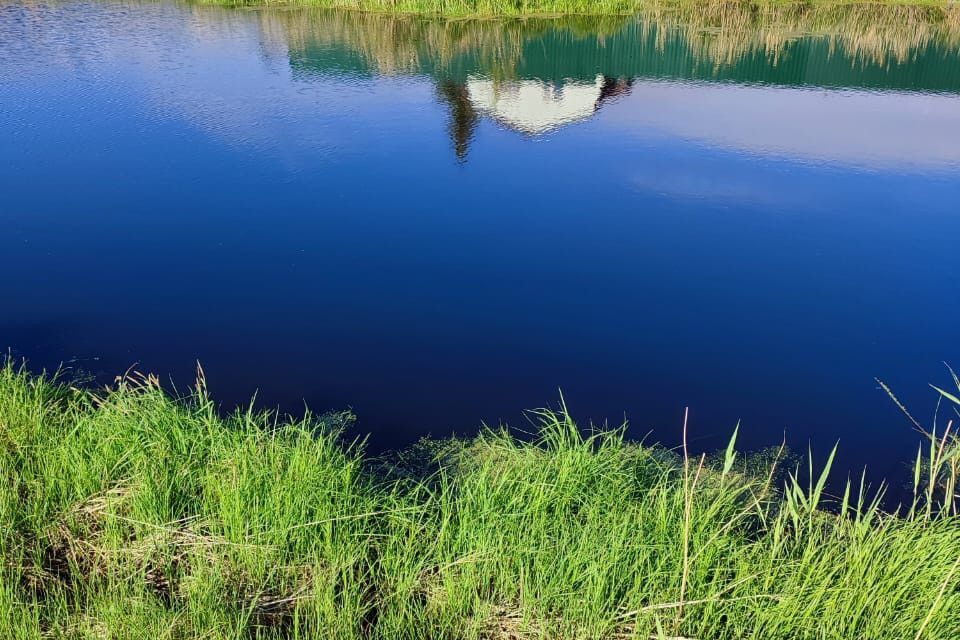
(1, 361, 959, 639)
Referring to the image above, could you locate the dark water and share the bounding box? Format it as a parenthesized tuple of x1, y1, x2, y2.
(2, 1, 960, 479)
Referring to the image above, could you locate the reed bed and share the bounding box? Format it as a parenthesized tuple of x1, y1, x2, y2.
(1, 360, 959, 639)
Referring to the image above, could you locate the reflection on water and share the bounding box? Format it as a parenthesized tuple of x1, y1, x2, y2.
(2, 1, 960, 481)
(438, 76, 633, 159)
(274, 4, 960, 159)
(277, 4, 960, 83)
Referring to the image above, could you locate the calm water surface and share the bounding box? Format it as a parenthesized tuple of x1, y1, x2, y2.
(3, 1, 960, 477)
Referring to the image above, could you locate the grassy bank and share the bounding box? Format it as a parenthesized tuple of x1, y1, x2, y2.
(1, 362, 959, 639)
(206, 0, 959, 18)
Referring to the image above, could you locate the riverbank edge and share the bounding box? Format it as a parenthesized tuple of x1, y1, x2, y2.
(1, 362, 959, 637)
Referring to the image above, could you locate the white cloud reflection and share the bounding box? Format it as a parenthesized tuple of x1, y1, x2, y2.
(599, 80, 960, 172)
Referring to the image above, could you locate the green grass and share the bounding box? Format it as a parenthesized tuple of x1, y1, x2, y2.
(204, 0, 960, 18)
(1, 361, 959, 639)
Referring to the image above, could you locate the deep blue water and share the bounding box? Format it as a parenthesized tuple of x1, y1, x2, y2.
(2, 1, 960, 480)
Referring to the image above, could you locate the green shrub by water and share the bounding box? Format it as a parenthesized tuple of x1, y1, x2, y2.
(1, 361, 959, 639)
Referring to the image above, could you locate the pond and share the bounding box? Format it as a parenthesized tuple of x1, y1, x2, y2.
(2, 0, 959, 478)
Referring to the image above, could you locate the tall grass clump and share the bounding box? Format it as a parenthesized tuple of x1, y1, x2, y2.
(1, 359, 959, 639)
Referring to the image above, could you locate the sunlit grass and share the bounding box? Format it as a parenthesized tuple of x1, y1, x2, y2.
(1, 360, 959, 638)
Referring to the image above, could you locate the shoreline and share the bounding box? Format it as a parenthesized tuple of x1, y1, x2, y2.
(2, 363, 958, 638)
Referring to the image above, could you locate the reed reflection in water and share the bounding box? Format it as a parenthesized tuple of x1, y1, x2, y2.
(265, 3, 960, 158)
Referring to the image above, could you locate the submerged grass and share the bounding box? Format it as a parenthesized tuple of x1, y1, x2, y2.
(1, 361, 959, 639)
